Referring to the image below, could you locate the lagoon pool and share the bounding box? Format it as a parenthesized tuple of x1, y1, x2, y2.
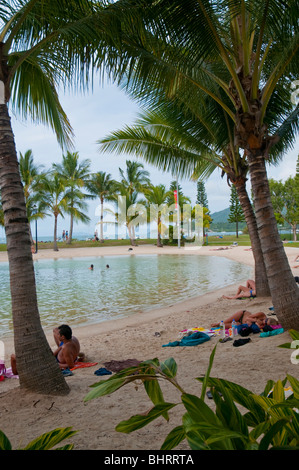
(0, 254, 252, 336)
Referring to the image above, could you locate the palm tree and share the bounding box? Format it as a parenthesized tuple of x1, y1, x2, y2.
(86, 171, 118, 242)
(18, 149, 44, 244)
(0, 0, 101, 395)
(0, 195, 4, 227)
(143, 184, 172, 247)
(19, 150, 44, 202)
(98, 106, 271, 296)
(98, 0, 299, 327)
(118, 160, 151, 195)
(53, 151, 91, 243)
(115, 189, 147, 246)
(38, 171, 71, 251)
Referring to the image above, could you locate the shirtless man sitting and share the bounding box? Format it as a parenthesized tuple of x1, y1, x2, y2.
(53, 324, 82, 370)
(11, 324, 82, 375)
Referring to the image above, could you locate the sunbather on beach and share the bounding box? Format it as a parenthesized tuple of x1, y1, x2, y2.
(53, 324, 84, 369)
(222, 279, 256, 299)
(11, 324, 83, 375)
(211, 309, 267, 329)
(209, 246, 232, 251)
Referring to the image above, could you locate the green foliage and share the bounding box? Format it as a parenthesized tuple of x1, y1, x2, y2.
(269, 177, 299, 240)
(228, 185, 245, 237)
(84, 345, 299, 450)
(0, 427, 77, 450)
(278, 329, 299, 349)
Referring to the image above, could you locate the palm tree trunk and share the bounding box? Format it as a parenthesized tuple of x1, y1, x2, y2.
(234, 181, 270, 297)
(100, 197, 104, 242)
(157, 215, 163, 247)
(0, 104, 69, 395)
(248, 152, 299, 329)
(53, 214, 59, 251)
(68, 211, 73, 244)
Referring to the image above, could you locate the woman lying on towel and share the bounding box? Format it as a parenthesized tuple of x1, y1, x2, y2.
(211, 309, 267, 329)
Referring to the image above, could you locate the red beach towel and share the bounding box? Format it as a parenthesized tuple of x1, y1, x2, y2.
(70, 361, 98, 371)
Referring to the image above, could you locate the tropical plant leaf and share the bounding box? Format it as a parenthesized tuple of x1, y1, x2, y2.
(258, 418, 291, 450)
(142, 363, 169, 420)
(200, 343, 217, 400)
(289, 330, 299, 341)
(22, 427, 77, 450)
(272, 380, 286, 402)
(181, 393, 221, 426)
(278, 329, 299, 349)
(211, 382, 249, 440)
(160, 357, 177, 378)
(115, 402, 177, 433)
(198, 376, 266, 425)
(84, 377, 133, 401)
(184, 422, 237, 450)
(287, 375, 299, 399)
(160, 425, 186, 450)
(0, 430, 12, 450)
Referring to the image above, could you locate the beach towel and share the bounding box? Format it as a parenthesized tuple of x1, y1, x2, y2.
(70, 361, 98, 371)
(260, 328, 284, 337)
(179, 327, 216, 338)
(103, 359, 142, 372)
(162, 331, 210, 347)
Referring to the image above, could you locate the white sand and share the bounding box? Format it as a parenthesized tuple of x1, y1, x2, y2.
(0, 244, 298, 450)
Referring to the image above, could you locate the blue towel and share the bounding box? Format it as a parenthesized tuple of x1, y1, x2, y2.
(260, 328, 284, 337)
(162, 331, 210, 347)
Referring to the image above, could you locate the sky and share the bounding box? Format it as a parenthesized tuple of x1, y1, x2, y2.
(2, 80, 298, 239)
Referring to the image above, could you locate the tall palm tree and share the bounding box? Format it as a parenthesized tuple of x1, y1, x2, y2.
(86, 171, 118, 242)
(37, 172, 69, 251)
(53, 151, 91, 243)
(113, 189, 147, 246)
(118, 160, 151, 196)
(0, 195, 4, 227)
(98, 0, 299, 327)
(143, 184, 172, 247)
(0, 0, 102, 395)
(18, 149, 44, 244)
(19, 150, 44, 203)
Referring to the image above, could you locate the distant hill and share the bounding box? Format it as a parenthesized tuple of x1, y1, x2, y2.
(209, 207, 247, 232)
(210, 207, 230, 223)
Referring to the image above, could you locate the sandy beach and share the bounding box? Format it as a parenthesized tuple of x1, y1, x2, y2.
(0, 244, 298, 451)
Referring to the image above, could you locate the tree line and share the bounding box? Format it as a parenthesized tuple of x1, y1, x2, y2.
(0, 150, 213, 249)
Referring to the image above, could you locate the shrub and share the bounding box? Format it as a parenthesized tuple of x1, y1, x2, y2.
(84, 345, 299, 450)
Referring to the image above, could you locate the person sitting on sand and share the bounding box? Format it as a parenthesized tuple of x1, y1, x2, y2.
(211, 309, 267, 329)
(222, 279, 256, 299)
(11, 324, 83, 375)
(53, 324, 84, 369)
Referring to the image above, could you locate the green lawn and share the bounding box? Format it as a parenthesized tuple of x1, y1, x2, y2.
(0, 233, 298, 252)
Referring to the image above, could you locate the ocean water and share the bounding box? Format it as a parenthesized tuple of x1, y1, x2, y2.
(0, 254, 252, 336)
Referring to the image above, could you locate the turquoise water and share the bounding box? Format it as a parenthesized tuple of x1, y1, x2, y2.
(0, 254, 252, 336)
